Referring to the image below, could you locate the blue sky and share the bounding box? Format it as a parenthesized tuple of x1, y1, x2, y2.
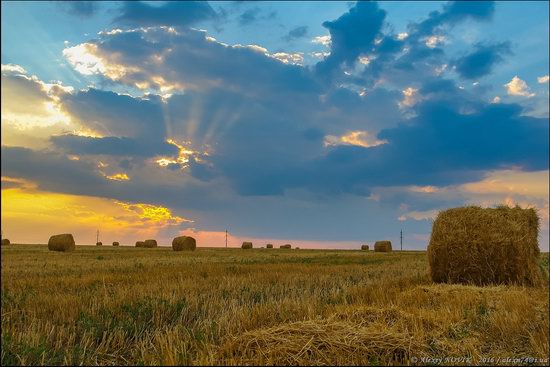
(1, 1, 549, 249)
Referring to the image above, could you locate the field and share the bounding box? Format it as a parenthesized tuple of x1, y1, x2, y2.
(1, 245, 549, 366)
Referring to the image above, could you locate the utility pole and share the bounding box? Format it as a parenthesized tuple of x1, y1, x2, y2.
(400, 230, 403, 251)
(225, 230, 228, 248)
(96, 229, 99, 244)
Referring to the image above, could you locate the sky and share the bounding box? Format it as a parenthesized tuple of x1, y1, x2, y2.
(1, 1, 549, 250)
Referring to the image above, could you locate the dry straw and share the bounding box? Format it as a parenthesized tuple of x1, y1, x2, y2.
(428, 205, 542, 286)
(143, 239, 157, 248)
(266, 244, 273, 249)
(112, 242, 119, 246)
(135, 241, 145, 248)
(96, 242, 102, 246)
(48, 234, 75, 252)
(361, 244, 369, 251)
(241, 242, 253, 249)
(375, 241, 392, 252)
(1, 239, 10, 246)
(280, 244, 292, 249)
(172, 236, 196, 251)
(221, 318, 419, 365)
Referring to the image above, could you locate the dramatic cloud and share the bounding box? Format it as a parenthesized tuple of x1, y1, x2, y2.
(538, 75, 549, 84)
(63, 27, 319, 95)
(114, 1, 217, 28)
(2, 1, 548, 248)
(454, 42, 511, 79)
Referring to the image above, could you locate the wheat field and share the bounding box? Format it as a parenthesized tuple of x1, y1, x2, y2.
(1, 245, 549, 366)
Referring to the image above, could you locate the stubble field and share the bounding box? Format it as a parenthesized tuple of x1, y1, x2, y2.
(1, 245, 549, 365)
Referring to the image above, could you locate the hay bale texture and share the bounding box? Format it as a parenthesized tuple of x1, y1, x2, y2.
(242, 242, 253, 249)
(428, 206, 542, 286)
(361, 244, 369, 251)
(48, 234, 75, 252)
(1, 239, 10, 246)
(172, 236, 196, 251)
(266, 244, 273, 249)
(374, 241, 392, 252)
(280, 244, 292, 249)
(112, 242, 119, 246)
(143, 239, 157, 248)
(135, 241, 145, 248)
(96, 242, 102, 246)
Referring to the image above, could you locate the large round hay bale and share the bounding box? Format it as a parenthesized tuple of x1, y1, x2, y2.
(112, 241, 119, 246)
(280, 244, 291, 249)
(96, 242, 102, 246)
(428, 206, 542, 286)
(135, 241, 145, 248)
(143, 239, 157, 248)
(172, 236, 196, 251)
(242, 241, 253, 249)
(361, 244, 369, 251)
(48, 234, 75, 252)
(374, 241, 392, 252)
(266, 244, 273, 249)
(1, 239, 10, 246)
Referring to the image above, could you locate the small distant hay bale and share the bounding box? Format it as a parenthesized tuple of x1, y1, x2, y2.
(374, 241, 392, 252)
(135, 241, 145, 248)
(361, 244, 369, 251)
(48, 234, 75, 252)
(172, 236, 196, 251)
(96, 242, 102, 246)
(1, 239, 10, 246)
(143, 239, 158, 248)
(280, 244, 292, 249)
(296, 247, 300, 250)
(428, 206, 542, 286)
(242, 241, 253, 249)
(266, 244, 273, 249)
(112, 242, 119, 246)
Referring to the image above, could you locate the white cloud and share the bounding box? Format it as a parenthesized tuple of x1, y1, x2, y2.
(1, 64, 26, 74)
(398, 87, 419, 108)
(491, 96, 501, 104)
(397, 32, 408, 40)
(504, 76, 535, 97)
(424, 35, 445, 48)
(537, 75, 549, 84)
(269, 52, 304, 65)
(312, 35, 332, 47)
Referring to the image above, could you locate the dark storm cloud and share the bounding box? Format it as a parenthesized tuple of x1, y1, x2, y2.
(60, 88, 167, 140)
(316, 1, 386, 75)
(453, 42, 512, 79)
(409, 0, 495, 39)
(50, 135, 178, 158)
(238, 7, 276, 26)
(11, 0, 545, 204)
(89, 27, 320, 95)
(283, 26, 308, 42)
(57, 1, 99, 18)
(114, 1, 217, 28)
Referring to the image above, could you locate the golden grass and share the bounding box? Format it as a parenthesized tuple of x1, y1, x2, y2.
(1, 245, 548, 366)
